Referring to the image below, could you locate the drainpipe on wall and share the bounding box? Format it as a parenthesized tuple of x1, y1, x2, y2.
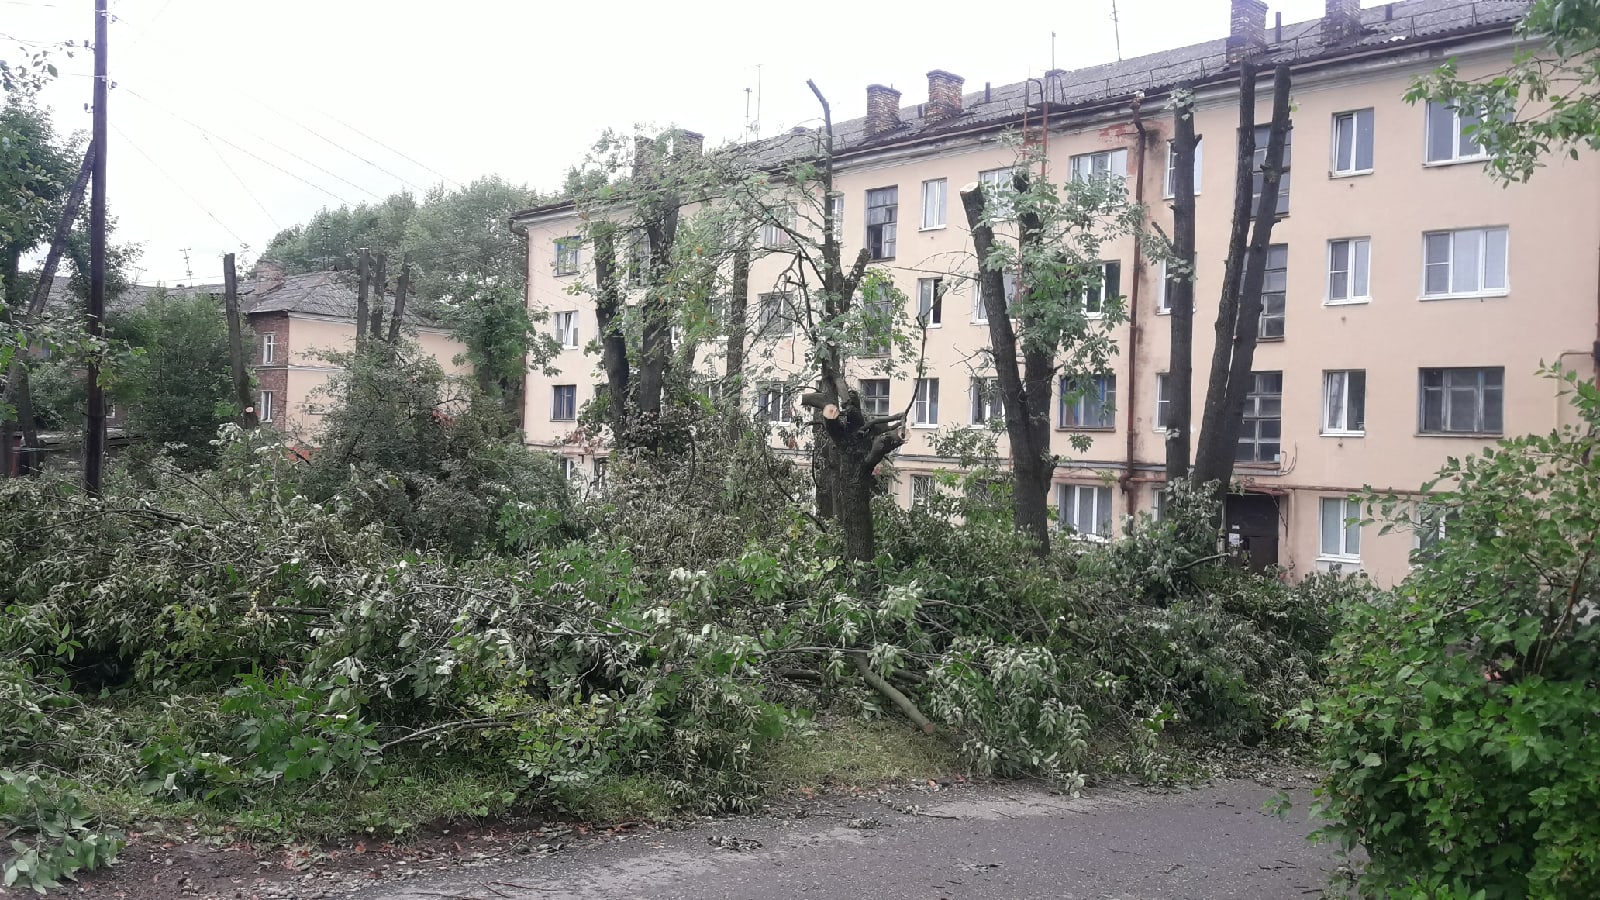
(1122, 93, 1149, 504)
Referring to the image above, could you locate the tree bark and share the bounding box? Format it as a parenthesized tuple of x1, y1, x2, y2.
(1192, 64, 1292, 497)
(724, 242, 750, 441)
(1166, 89, 1199, 483)
(354, 250, 370, 344)
(592, 227, 631, 438)
(368, 253, 387, 341)
(961, 181, 1053, 556)
(222, 253, 257, 428)
(388, 258, 410, 345)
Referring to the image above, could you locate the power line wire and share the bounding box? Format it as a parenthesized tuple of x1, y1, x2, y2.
(122, 86, 355, 206)
(112, 120, 248, 246)
(204, 133, 281, 231)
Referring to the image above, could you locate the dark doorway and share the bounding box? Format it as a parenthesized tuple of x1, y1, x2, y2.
(1224, 492, 1280, 573)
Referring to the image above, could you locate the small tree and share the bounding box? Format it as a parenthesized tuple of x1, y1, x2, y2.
(111, 290, 243, 468)
(1408, 0, 1600, 183)
(960, 153, 1149, 554)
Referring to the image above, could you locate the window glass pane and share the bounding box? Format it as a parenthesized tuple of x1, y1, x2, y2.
(1325, 372, 1345, 429)
(1321, 498, 1341, 555)
(1426, 102, 1456, 161)
(1095, 487, 1112, 535)
(1355, 109, 1375, 170)
(1334, 114, 1355, 171)
(1345, 505, 1362, 554)
(1348, 371, 1366, 430)
(1352, 239, 1370, 296)
(1448, 386, 1477, 431)
(1458, 108, 1483, 157)
(1424, 232, 1450, 265)
(1452, 230, 1481, 293)
(1483, 381, 1504, 432)
(1484, 228, 1508, 289)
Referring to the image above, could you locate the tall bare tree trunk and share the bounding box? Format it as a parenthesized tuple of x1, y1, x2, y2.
(1166, 89, 1199, 483)
(368, 253, 387, 340)
(388, 258, 410, 345)
(354, 250, 370, 344)
(961, 180, 1054, 556)
(724, 242, 750, 441)
(222, 253, 257, 428)
(1192, 64, 1292, 496)
(592, 228, 631, 439)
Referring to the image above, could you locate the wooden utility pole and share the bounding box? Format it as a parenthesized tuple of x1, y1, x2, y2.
(387, 256, 410, 344)
(354, 249, 370, 343)
(222, 254, 256, 427)
(83, 0, 109, 494)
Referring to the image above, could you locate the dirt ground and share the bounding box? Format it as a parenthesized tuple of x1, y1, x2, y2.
(32, 772, 1342, 900)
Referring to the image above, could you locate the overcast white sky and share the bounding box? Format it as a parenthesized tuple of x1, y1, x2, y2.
(6, 0, 1343, 285)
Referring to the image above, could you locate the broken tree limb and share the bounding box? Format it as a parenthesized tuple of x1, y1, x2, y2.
(851, 652, 935, 735)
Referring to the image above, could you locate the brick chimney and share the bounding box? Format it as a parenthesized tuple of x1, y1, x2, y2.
(925, 70, 964, 122)
(1226, 0, 1268, 62)
(865, 84, 903, 138)
(632, 135, 653, 178)
(1321, 0, 1362, 44)
(252, 258, 286, 294)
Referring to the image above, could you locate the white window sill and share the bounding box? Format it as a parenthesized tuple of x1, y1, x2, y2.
(1316, 555, 1363, 572)
(919, 224, 947, 232)
(1063, 531, 1111, 544)
(1423, 156, 1490, 168)
(1154, 308, 1172, 317)
(1161, 191, 1201, 200)
(1324, 297, 1371, 307)
(1419, 290, 1508, 302)
(560, 344, 580, 352)
(920, 322, 944, 329)
(1321, 429, 1365, 438)
(973, 319, 990, 326)
(1329, 169, 1373, 179)
(910, 423, 939, 430)
(1417, 431, 1503, 439)
(1085, 312, 1105, 320)
(554, 272, 579, 279)
(1153, 425, 1171, 434)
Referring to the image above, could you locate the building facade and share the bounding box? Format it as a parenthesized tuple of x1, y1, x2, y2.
(514, 0, 1599, 586)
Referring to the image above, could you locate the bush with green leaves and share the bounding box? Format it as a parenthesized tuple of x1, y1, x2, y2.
(1308, 368, 1600, 899)
(0, 771, 122, 894)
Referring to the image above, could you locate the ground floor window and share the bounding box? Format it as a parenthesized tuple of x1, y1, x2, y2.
(1059, 483, 1112, 538)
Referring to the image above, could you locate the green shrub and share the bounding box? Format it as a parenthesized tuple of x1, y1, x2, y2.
(1308, 368, 1600, 899)
(0, 771, 122, 894)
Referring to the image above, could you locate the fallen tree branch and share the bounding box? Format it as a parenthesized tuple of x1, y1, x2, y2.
(850, 652, 935, 735)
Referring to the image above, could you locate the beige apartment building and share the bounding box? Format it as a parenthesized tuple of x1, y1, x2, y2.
(514, 0, 1599, 586)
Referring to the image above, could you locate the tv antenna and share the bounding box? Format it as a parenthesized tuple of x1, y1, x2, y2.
(1111, 0, 1124, 61)
(179, 247, 193, 279)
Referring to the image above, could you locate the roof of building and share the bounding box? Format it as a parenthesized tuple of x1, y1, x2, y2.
(243, 270, 442, 326)
(36, 274, 226, 320)
(511, 0, 1528, 222)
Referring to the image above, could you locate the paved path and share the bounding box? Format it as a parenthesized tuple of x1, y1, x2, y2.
(352, 779, 1338, 900)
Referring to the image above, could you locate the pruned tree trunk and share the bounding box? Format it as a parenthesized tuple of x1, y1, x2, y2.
(1166, 88, 1199, 483)
(354, 250, 370, 344)
(724, 242, 750, 441)
(222, 253, 257, 429)
(961, 180, 1054, 557)
(592, 227, 631, 439)
(633, 209, 678, 441)
(368, 253, 387, 341)
(1192, 63, 1292, 497)
(388, 258, 410, 345)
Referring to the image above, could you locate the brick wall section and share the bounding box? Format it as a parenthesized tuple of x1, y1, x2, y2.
(865, 84, 902, 138)
(925, 70, 965, 122)
(1227, 0, 1268, 61)
(1322, 0, 1363, 44)
(248, 312, 290, 425)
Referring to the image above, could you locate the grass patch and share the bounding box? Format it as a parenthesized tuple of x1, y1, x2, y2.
(758, 715, 960, 791)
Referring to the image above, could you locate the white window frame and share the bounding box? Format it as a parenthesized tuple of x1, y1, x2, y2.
(1059, 374, 1117, 431)
(977, 168, 1017, 218)
(1418, 367, 1504, 435)
(1080, 261, 1119, 318)
(916, 277, 943, 327)
(261, 332, 276, 365)
(972, 271, 1016, 324)
(259, 389, 275, 424)
(554, 237, 581, 276)
(758, 384, 791, 424)
(865, 186, 898, 261)
(554, 310, 580, 349)
(552, 384, 578, 421)
(920, 178, 947, 230)
(861, 378, 890, 416)
(1163, 138, 1202, 198)
(1319, 496, 1362, 563)
(1068, 149, 1128, 182)
(1330, 109, 1375, 176)
(1424, 100, 1494, 165)
(1321, 370, 1366, 436)
(1058, 483, 1113, 540)
(912, 378, 940, 427)
(1154, 372, 1172, 432)
(559, 456, 580, 482)
(1421, 227, 1509, 300)
(910, 474, 935, 507)
(829, 193, 844, 242)
(1326, 238, 1372, 305)
(969, 376, 1003, 426)
(756, 292, 793, 338)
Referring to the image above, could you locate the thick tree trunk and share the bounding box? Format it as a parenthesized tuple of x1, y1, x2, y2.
(387, 260, 410, 345)
(354, 250, 370, 344)
(592, 228, 631, 439)
(1192, 64, 1292, 496)
(724, 244, 749, 392)
(837, 461, 876, 562)
(1166, 90, 1199, 483)
(222, 254, 257, 428)
(961, 182, 1052, 556)
(368, 253, 387, 342)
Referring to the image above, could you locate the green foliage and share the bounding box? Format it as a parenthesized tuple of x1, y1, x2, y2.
(107, 290, 243, 468)
(1407, 0, 1600, 182)
(1309, 367, 1600, 898)
(0, 771, 122, 894)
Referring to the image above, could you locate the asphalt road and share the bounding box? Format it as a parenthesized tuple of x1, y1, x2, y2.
(352, 778, 1339, 900)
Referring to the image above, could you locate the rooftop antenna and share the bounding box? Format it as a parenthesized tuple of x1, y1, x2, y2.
(744, 86, 752, 138)
(753, 63, 763, 139)
(1111, 0, 1124, 61)
(1051, 31, 1057, 70)
(179, 247, 193, 280)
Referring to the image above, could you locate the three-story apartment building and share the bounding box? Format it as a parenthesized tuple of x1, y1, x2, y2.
(513, 0, 1599, 586)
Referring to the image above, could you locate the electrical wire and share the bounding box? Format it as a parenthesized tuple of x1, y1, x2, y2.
(122, 86, 354, 206)
(204, 133, 281, 231)
(112, 120, 248, 246)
